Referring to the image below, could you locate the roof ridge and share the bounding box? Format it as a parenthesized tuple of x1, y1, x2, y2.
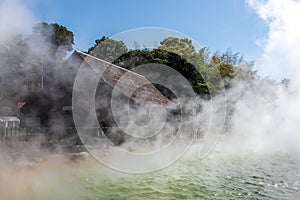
(75, 50, 148, 80)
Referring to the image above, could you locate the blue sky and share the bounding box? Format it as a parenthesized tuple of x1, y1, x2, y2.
(26, 0, 268, 63)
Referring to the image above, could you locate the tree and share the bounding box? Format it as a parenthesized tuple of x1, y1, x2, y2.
(24, 22, 75, 96)
(159, 37, 196, 60)
(87, 36, 257, 98)
(210, 49, 255, 88)
(114, 47, 210, 97)
(0, 22, 75, 115)
(233, 62, 256, 81)
(159, 37, 219, 96)
(28, 22, 74, 60)
(0, 35, 27, 102)
(87, 36, 128, 63)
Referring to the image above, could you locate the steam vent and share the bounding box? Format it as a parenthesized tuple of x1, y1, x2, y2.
(2, 51, 175, 151)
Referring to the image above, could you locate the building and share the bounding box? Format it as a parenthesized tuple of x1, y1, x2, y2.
(18, 51, 175, 147)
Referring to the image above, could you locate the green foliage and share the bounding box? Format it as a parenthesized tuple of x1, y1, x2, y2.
(233, 63, 257, 81)
(0, 22, 75, 111)
(30, 22, 74, 59)
(88, 36, 128, 63)
(87, 36, 257, 98)
(114, 47, 210, 97)
(159, 37, 196, 60)
(0, 21, 262, 119)
(159, 37, 221, 95)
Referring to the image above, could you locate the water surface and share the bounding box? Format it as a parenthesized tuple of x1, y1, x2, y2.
(0, 150, 299, 200)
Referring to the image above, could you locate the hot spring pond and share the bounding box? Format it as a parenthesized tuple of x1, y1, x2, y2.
(0, 150, 299, 200)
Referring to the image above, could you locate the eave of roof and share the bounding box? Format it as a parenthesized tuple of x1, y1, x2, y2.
(74, 50, 176, 108)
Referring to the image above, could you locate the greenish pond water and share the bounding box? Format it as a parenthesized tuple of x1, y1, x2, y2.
(1, 150, 299, 200)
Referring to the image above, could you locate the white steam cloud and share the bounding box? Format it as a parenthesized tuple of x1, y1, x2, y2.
(217, 0, 300, 153)
(247, 0, 300, 80)
(0, 0, 36, 42)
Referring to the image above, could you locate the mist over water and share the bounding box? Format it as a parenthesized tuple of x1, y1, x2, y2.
(216, 78, 300, 154)
(0, 0, 300, 199)
(1, 147, 300, 200)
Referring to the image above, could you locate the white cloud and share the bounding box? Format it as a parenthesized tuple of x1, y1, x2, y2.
(247, 0, 300, 80)
(0, 0, 36, 42)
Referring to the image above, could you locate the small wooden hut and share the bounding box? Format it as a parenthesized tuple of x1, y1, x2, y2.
(18, 51, 175, 147)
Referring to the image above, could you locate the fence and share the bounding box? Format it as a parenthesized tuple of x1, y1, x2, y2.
(0, 117, 20, 144)
(0, 116, 50, 145)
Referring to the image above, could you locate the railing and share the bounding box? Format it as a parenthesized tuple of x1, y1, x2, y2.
(0, 126, 107, 145)
(0, 120, 20, 144)
(0, 125, 49, 145)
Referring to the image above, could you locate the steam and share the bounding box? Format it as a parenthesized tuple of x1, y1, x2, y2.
(216, 79, 298, 153)
(0, 0, 36, 43)
(0, 0, 299, 175)
(0, 0, 299, 198)
(247, 0, 300, 79)
(0, 0, 70, 164)
(0, 2, 69, 198)
(218, 0, 300, 153)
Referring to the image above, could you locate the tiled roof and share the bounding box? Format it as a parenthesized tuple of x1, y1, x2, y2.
(74, 51, 175, 108)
